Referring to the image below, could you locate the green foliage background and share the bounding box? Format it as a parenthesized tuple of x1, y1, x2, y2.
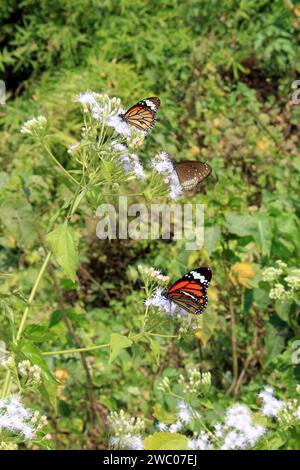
(0, 0, 300, 449)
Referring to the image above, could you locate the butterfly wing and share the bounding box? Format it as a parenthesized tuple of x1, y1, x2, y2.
(165, 267, 212, 315)
(121, 97, 160, 132)
(174, 161, 212, 192)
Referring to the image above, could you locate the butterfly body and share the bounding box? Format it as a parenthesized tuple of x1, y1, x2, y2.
(163, 267, 212, 315)
(174, 161, 212, 192)
(120, 97, 160, 132)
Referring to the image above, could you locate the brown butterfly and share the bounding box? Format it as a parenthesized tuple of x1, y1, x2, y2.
(120, 97, 160, 132)
(174, 161, 212, 193)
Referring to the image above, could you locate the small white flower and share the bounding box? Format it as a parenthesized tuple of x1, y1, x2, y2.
(144, 287, 177, 316)
(169, 421, 182, 433)
(258, 387, 284, 417)
(20, 116, 47, 135)
(157, 422, 168, 431)
(150, 152, 183, 200)
(107, 111, 131, 137)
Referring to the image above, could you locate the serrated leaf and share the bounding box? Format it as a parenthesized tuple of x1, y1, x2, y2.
(46, 224, 78, 281)
(144, 432, 188, 450)
(109, 333, 132, 363)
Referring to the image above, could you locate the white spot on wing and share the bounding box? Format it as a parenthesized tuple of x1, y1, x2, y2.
(190, 271, 206, 282)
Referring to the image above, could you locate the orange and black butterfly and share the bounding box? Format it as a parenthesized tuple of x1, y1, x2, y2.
(163, 267, 212, 315)
(120, 97, 160, 132)
(174, 161, 212, 193)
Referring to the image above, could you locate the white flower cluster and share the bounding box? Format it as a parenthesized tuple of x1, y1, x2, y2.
(157, 376, 171, 393)
(20, 116, 47, 135)
(258, 386, 300, 427)
(262, 262, 300, 300)
(76, 92, 121, 122)
(108, 409, 145, 450)
(0, 396, 47, 442)
(126, 128, 146, 149)
(150, 152, 183, 200)
(179, 369, 211, 395)
(18, 360, 42, 387)
(258, 386, 284, 417)
(0, 355, 14, 369)
(138, 265, 169, 284)
(144, 287, 177, 317)
(262, 267, 283, 283)
(112, 142, 145, 179)
(158, 401, 201, 435)
(188, 431, 213, 450)
(218, 404, 266, 450)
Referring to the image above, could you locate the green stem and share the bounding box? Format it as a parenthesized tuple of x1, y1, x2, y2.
(1, 252, 52, 399)
(42, 343, 110, 356)
(42, 139, 79, 186)
(17, 252, 52, 341)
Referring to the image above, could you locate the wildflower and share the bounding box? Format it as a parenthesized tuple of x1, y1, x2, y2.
(108, 410, 145, 450)
(151, 152, 174, 173)
(150, 152, 183, 200)
(275, 260, 287, 269)
(0, 396, 35, 440)
(121, 153, 145, 179)
(169, 421, 183, 433)
(285, 275, 300, 291)
(107, 111, 131, 137)
(157, 422, 168, 432)
(144, 287, 176, 316)
(112, 142, 145, 178)
(269, 283, 287, 300)
(18, 360, 42, 387)
(178, 369, 211, 395)
(176, 401, 200, 424)
(188, 431, 213, 450)
(157, 376, 171, 393)
(214, 423, 223, 438)
(75, 92, 121, 121)
(20, 116, 47, 136)
(127, 127, 146, 149)
(0, 356, 14, 369)
(258, 387, 284, 417)
(67, 143, 80, 155)
(138, 265, 169, 284)
(262, 267, 282, 283)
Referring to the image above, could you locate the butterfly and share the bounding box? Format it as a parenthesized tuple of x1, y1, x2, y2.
(174, 161, 212, 193)
(120, 97, 160, 132)
(163, 267, 212, 315)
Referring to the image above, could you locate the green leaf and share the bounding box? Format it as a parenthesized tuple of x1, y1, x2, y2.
(152, 404, 177, 425)
(20, 341, 57, 384)
(109, 333, 132, 363)
(149, 339, 160, 365)
(40, 381, 58, 414)
(46, 224, 78, 281)
(49, 310, 63, 327)
(23, 324, 55, 343)
(144, 432, 188, 450)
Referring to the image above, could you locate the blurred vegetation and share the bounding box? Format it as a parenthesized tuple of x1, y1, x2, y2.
(0, 0, 300, 449)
